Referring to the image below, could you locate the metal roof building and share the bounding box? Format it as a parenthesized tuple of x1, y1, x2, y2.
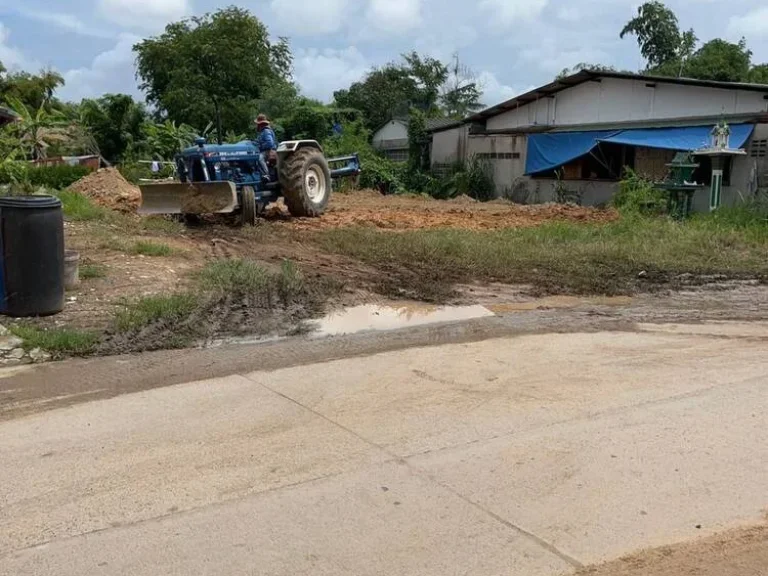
(430, 70, 768, 210)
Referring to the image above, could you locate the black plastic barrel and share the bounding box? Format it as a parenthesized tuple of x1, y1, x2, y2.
(0, 195, 65, 317)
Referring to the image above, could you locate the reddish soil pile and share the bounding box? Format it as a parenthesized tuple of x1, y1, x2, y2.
(70, 168, 141, 213)
(271, 190, 618, 231)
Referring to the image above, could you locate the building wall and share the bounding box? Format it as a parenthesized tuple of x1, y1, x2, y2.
(466, 135, 526, 196)
(486, 78, 768, 131)
(430, 125, 469, 165)
(372, 120, 408, 148)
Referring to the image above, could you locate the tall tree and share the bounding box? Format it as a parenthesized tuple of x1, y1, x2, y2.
(79, 94, 149, 163)
(747, 64, 768, 84)
(334, 65, 421, 131)
(402, 51, 448, 115)
(134, 7, 291, 142)
(620, 1, 685, 69)
(0, 67, 65, 112)
(440, 53, 483, 118)
(684, 39, 752, 83)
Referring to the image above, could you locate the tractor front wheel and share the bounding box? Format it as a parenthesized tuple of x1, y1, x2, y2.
(280, 148, 331, 217)
(241, 186, 257, 226)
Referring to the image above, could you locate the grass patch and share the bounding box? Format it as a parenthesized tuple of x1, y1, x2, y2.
(80, 263, 107, 279)
(56, 190, 113, 222)
(114, 293, 199, 332)
(10, 325, 99, 356)
(195, 258, 310, 304)
(131, 241, 175, 257)
(197, 258, 273, 293)
(318, 211, 768, 298)
(141, 216, 185, 235)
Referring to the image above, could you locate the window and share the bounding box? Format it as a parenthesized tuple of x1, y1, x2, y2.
(750, 139, 767, 158)
(475, 152, 519, 160)
(382, 149, 408, 163)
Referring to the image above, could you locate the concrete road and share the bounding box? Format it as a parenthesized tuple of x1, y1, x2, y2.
(1, 323, 768, 575)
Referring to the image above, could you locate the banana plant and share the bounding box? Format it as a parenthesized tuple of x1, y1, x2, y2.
(4, 97, 70, 160)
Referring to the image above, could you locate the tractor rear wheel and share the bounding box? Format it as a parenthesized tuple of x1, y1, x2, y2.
(279, 148, 331, 217)
(241, 186, 257, 226)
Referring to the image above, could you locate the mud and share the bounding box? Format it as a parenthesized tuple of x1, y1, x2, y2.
(95, 282, 333, 356)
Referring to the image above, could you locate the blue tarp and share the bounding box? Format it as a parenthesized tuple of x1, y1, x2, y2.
(525, 124, 755, 175)
(525, 130, 617, 176)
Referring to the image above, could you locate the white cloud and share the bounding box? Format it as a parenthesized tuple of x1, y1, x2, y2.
(58, 34, 142, 102)
(728, 7, 768, 37)
(17, 10, 110, 38)
(479, 0, 548, 28)
(293, 46, 370, 102)
(0, 21, 35, 70)
(477, 70, 520, 106)
(270, 0, 352, 35)
(521, 40, 610, 74)
(556, 6, 581, 22)
(98, 0, 189, 31)
(365, 0, 422, 33)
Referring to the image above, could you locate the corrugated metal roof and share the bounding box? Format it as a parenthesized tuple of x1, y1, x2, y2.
(466, 70, 768, 123)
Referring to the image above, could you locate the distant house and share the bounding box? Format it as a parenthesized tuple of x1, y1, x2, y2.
(429, 70, 768, 211)
(0, 107, 19, 128)
(372, 119, 409, 162)
(373, 117, 464, 163)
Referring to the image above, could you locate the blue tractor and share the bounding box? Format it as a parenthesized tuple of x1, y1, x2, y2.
(138, 139, 361, 225)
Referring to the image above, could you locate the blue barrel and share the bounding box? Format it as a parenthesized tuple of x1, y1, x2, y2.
(0, 195, 65, 317)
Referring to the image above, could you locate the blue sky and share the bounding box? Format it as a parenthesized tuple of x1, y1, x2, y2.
(0, 0, 767, 107)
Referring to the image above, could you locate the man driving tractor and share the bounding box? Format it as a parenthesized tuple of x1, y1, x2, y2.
(255, 114, 277, 182)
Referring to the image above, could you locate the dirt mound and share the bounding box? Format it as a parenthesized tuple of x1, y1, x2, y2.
(270, 190, 618, 231)
(69, 168, 141, 213)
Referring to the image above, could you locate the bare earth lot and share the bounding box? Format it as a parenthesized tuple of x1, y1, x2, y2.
(47, 189, 619, 332)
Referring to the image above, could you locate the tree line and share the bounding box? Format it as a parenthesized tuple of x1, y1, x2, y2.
(1, 1, 767, 171)
(561, 1, 768, 83)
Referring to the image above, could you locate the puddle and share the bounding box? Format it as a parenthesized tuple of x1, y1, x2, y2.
(202, 334, 286, 349)
(487, 295, 632, 314)
(310, 303, 495, 337)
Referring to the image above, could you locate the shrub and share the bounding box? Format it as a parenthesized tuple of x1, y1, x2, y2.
(13, 165, 93, 189)
(426, 156, 496, 201)
(323, 120, 405, 193)
(613, 168, 667, 215)
(119, 161, 175, 185)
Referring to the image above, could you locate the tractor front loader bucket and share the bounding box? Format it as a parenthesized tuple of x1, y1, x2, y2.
(138, 181, 238, 215)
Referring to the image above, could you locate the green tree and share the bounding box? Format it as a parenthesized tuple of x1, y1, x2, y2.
(144, 120, 198, 159)
(79, 94, 149, 163)
(402, 51, 448, 115)
(407, 109, 430, 173)
(747, 64, 768, 84)
(334, 65, 420, 132)
(440, 53, 483, 118)
(620, 1, 683, 68)
(684, 39, 752, 82)
(556, 63, 618, 80)
(5, 97, 70, 160)
(134, 7, 291, 142)
(334, 52, 451, 132)
(0, 67, 65, 112)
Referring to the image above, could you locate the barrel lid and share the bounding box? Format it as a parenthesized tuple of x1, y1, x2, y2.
(0, 195, 62, 209)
